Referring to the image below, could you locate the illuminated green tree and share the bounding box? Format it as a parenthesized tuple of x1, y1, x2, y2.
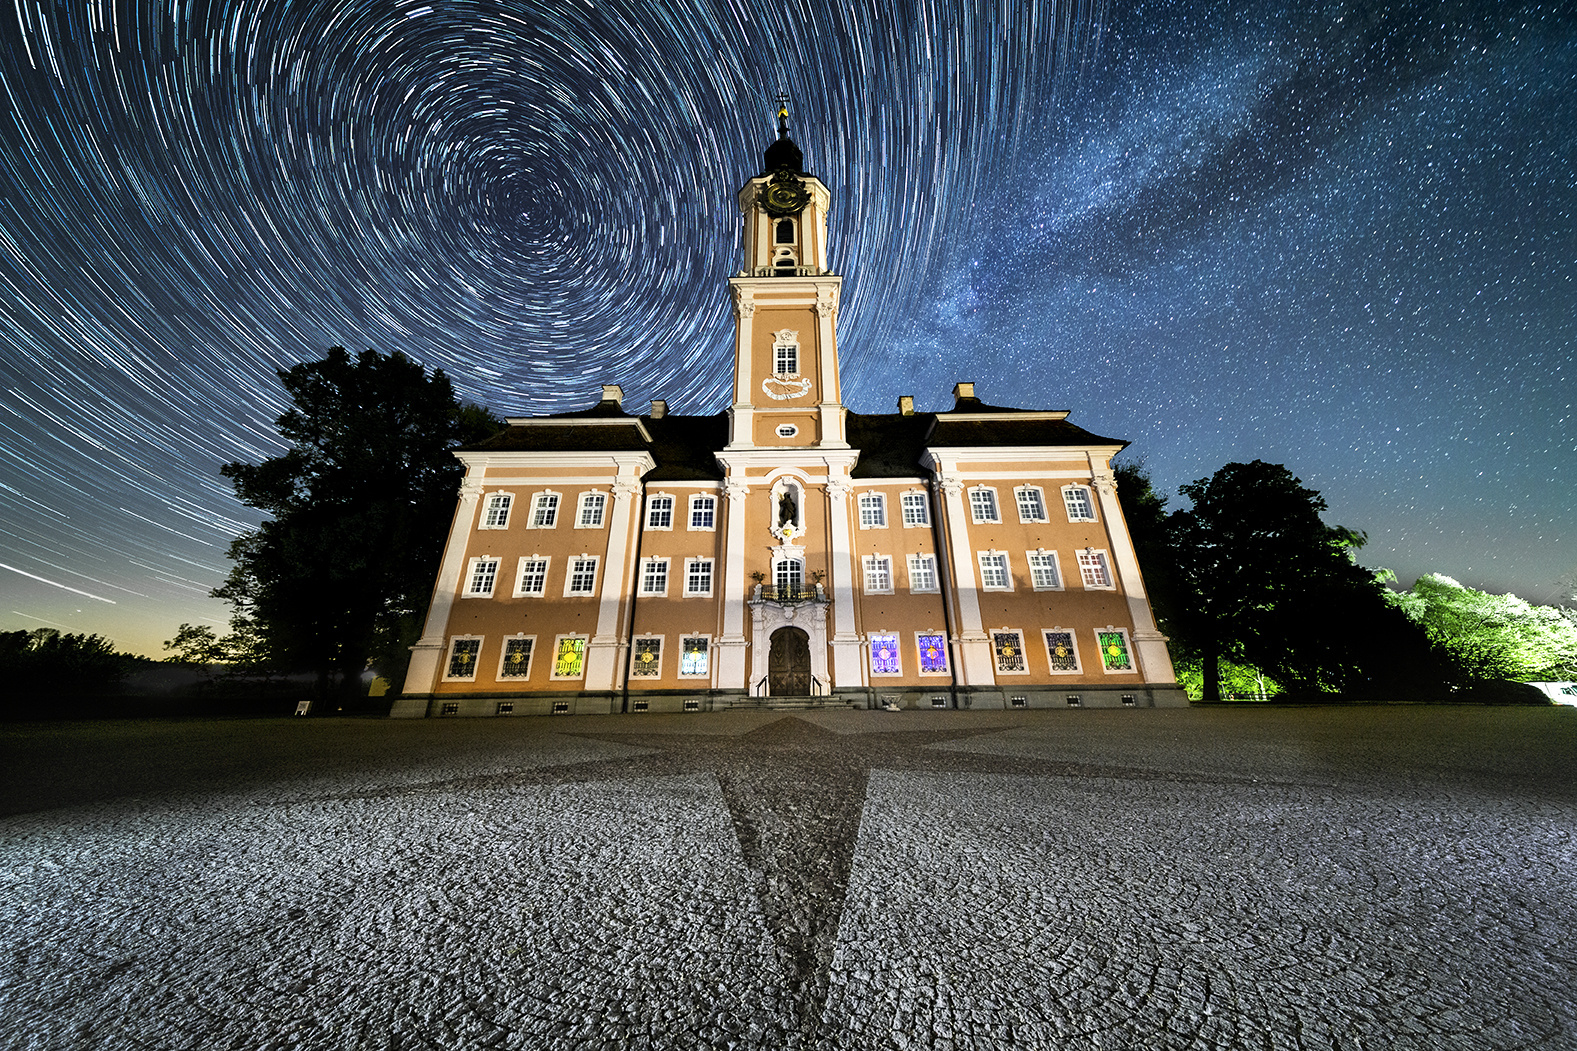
(1389, 574, 1577, 682)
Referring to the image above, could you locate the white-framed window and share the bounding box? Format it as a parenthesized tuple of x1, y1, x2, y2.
(645, 494, 675, 530)
(1043, 629, 1081, 674)
(869, 632, 902, 676)
(480, 492, 512, 529)
(565, 556, 600, 597)
(498, 635, 536, 679)
(992, 629, 1029, 675)
(1078, 549, 1114, 589)
(688, 494, 717, 530)
(444, 636, 483, 681)
(1063, 485, 1097, 522)
(464, 557, 500, 598)
(576, 491, 607, 528)
(514, 556, 550, 597)
(679, 635, 711, 678)
(977, 551, 1012, 591)
(775, 424, 799, 438)
(863, 555, 893, 594)
(774, 342, 798, 375)
(915, 631, 949, 675)
(550, 635, 588, 680)
(900, 491, 930, 527)
(969, 487, 1000, 524)
(685, 558, 714, 597)
(639, 557, 669, 596)
(858, 492, 887, 529)
(1015, 486, 1048, 523)
(907, 554, 939, 593)
(1095, 627, 1136, 673)
(529, 492, 560, 528)
(1027, 550, 1062, 591)
(775, 557, 804, 595)
(630, 636, 663, 678)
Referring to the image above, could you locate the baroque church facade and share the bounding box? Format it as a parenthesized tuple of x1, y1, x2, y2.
(393, 111, 1185, 717)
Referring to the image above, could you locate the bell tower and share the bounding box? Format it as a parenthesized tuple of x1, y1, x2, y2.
(725, 98, 846, 449)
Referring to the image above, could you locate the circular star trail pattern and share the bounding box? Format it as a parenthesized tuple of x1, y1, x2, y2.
(0, 0, 1572, 653)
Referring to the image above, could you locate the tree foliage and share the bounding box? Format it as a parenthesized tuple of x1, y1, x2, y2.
(1159, 460, 1438, 700)
(215, 347, 500, 693)
(1389, 574, 1577, 682)
(0, 628, 133, 696)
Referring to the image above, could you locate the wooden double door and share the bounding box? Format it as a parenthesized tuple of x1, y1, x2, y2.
(768, 627, 811, 696)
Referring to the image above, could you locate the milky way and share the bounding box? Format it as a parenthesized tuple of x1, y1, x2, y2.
(0, 1, 1572, 655)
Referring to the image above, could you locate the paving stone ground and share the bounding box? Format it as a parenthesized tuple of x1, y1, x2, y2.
(2, 706, 1574, 1050)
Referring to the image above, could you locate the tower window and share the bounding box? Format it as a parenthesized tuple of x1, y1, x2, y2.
(775, 218, 795, 244)
(775, 344, 798, 375)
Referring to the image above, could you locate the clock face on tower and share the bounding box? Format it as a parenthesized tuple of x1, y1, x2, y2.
(763, 173, 809, 216)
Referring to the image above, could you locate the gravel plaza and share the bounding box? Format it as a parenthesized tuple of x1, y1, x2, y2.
(2, 706, 1575, 1050)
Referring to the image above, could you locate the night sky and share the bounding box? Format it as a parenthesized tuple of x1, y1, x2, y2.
(1, 1, 1572, 657)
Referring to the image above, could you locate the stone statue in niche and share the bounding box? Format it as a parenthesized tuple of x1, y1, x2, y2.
(778, 488, 798, 529)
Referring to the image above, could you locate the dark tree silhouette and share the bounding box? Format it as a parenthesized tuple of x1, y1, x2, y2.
(215, 347, 500, 696)
(1167, 460, 1435, 701)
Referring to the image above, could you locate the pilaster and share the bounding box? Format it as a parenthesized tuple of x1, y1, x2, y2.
(1092, 463, 1178, 684)
(824, 474, 863, 685)
(584, 476, 643, 690)
(716, 480, 752, 687)
(396, 477, 484, 710)
(932, 468, 996, 688)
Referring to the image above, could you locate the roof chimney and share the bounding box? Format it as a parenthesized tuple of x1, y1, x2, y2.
(952, 382, 975, 403)
(601, 384, 624, 406)
(897, 395, 915, 416)
(649, 399, 667, 419)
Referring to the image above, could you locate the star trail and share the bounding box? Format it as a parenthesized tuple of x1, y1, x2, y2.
(0, 1, 1572, 655)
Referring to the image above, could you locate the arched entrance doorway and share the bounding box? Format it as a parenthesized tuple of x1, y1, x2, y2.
(768, 627, 811, 695)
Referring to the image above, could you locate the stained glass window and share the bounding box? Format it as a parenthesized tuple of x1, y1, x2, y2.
(680, 637, 710, 676)
(1044, 630, 1079, 672)
(500, 637, 533, 678)
(631, 637, 662, 677)
(482, 493, 512, 528)
(993, 631, 1026, 673)
(553, 637, 587, 678)
(870, 633, 901, 675)
(1097, 630, 1134, 672)
(446, 638, 480, 678)
(917, 633, 949, 674)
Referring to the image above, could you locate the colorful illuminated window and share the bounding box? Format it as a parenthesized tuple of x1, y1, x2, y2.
(916, 633, 949, 674)
(992, 631, 1027, 674)
(680, 636, 710, 677)
(631, 637, 662, 677)
(1097, 629, 1135, 672)
(552, 636, 587, 679)
(446, 638, 481, 679)
(1043, 630, 1080, 673)
(870, 633, 901, 676)
(499, 637, 534, 679)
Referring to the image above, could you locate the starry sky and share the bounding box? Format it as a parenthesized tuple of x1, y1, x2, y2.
(1, 0, 1572, 658)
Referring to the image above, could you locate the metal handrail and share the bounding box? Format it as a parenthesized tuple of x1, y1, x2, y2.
(758, 585, 823, 603)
